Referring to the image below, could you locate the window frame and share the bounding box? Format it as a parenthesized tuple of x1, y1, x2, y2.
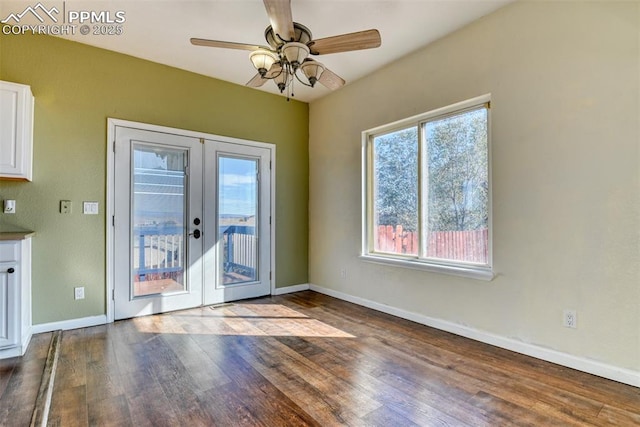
(361, 94, 493, 281)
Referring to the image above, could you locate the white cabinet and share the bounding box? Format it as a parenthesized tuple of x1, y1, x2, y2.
(0, 81, 34, 181)
(0, 262, 18, 348)
(0, 237, 32, 359)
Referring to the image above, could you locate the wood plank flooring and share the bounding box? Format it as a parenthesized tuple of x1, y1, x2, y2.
(0, 331, 53, 426)
(2, 291, 639, 426)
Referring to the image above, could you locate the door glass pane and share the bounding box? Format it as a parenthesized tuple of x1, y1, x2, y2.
(218, 156, 259, 285)
(132, 144, 187, 297)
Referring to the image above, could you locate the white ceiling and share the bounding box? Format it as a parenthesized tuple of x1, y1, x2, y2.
(3, 0, 515, 102)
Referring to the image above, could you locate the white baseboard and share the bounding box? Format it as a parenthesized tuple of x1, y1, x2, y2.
(273, 283, 310, 295)
(309, 284, 640, 388)
(31, 315, 107, 334)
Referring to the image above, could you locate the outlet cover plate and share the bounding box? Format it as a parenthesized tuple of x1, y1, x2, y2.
(3, 200, 15, 214)
(563, 309, 577, 328)
(60, 200, 72, 214)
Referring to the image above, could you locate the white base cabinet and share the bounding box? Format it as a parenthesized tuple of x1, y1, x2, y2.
(0, 237, 32, 359)
(0, 80, 34, 181)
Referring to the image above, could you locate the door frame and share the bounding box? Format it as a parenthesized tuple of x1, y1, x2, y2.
(106, 118, 276, 323)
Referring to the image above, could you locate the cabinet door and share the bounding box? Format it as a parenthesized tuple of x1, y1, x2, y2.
(0, 263, 17, 348)
(0, 81, 33, 181)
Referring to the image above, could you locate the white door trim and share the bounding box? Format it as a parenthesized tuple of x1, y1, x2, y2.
(106, 118, 276, 323)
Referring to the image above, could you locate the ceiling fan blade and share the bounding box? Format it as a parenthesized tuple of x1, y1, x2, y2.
(263, 0, 295, 41)
(266, 63, 283, 78)
(318, 67, 345, 91)
(309, 29, 381, 55)
(245, 63, 283, 88)
(190, 38, 266, 51)
(246, 73, 269, 88)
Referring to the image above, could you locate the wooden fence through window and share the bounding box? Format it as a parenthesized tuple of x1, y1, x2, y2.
(375, 225, 488, 264)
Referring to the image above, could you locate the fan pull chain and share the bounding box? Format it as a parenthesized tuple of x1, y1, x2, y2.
(289, 77, 295, 101)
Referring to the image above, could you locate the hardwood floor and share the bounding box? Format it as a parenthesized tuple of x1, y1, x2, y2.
(2, 291, 639, 426)
(0, 331, 53, 426)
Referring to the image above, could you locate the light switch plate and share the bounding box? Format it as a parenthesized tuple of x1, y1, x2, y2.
(3, 200, 16, 214)
(83, 201, 99, 215)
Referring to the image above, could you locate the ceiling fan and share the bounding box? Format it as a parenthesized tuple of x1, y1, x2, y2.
(190, 0, 381, 99)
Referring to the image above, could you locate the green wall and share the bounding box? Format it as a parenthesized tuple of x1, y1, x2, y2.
(0, 32, 309, 324)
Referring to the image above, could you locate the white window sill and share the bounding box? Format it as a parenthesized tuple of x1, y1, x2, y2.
(359, 254, 494, 281)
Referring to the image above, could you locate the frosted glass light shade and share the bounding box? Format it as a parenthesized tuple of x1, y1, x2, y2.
(274, 68, 289, 92)
(300, 60, 325, 86)
(249, 49, 278, 75)
(282, 42, 310, 68)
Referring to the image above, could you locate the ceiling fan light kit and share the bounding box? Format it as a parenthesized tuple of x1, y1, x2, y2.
(191, 0, 381, 100)
(281, 42, 310, 68)
(300, 60, 325, 87)
(249, 49, 279, 76)
(273, 66, 289, 92)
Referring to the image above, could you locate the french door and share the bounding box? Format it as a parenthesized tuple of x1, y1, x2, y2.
(113, 125, 272, 320)
(203, 141, 271, 303)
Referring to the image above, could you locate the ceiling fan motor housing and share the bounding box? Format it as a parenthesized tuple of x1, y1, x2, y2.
(265, 22, 312, 50)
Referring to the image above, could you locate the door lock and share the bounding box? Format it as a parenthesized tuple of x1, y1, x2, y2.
(189, 229, 201, 239)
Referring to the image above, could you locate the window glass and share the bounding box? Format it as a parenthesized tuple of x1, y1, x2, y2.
(425, 107, 488, 264)
(372, 127, 418, 255)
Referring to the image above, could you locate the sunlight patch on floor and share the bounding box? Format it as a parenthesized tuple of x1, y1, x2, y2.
(132, 303, 355, 338)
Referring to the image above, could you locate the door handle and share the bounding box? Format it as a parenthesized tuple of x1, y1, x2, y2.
(7, 268, 14, 274)
(189, 229, 201, 239)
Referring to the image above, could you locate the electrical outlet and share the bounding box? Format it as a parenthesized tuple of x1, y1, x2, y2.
(563, 309, 577, 328)
(60, 200, 72, 214)
(340, 268, 347, 279)
(3, 200, 16, 214)
(74, 287, 85, 300)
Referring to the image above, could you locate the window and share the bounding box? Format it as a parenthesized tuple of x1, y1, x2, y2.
(363, 95, 492, 280)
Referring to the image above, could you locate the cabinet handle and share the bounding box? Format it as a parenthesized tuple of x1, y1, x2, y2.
(7, 268, 15, 274)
